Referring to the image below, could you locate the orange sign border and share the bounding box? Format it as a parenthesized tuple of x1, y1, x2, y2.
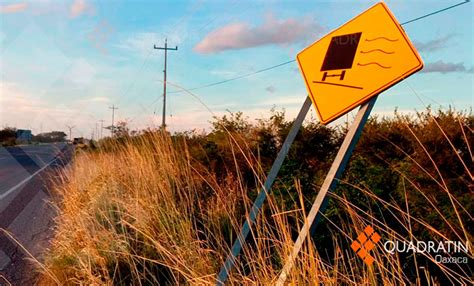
(297, 2, 423, 125)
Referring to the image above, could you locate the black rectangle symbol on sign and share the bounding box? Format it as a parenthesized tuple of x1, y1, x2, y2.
(321, 32, 362, 71)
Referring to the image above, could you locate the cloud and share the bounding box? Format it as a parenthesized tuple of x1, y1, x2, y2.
(118, 32, 161, 54)
(256, 95, 303, 107)
(0, 82, 75, 129)
(194, 14, 323, 54)
(0, 3, 28, 14)
(421, 60, 473, 74)
(210, 69, 238, 78)
(0, 81, 113, 136)
(118, 31, 184, 55)
(118, 19, 188, 56)
(265, 86, 276, 93)
(414, 34, 454, 52)
(70, 0, 94, 18)
(64, 58, 97, 85)
(79, 96, 109, 103)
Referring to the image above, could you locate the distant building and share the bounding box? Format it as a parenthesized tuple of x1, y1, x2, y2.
(16, 129, 32, 144)
(73, 137, 84, 145)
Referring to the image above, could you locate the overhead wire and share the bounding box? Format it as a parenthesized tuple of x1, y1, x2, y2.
(118, 1, 206, 108)
(128, 0, 471, 127)
(123, 2, 209, 125)
(145, 0, 255, 119)
(151, 1, 208, 115)
(116, 49, 153, 105)
(169, 59, 296, 94)
(147, 1, 254, 116)
(399, 0, 470, 25)
(167, 0, 471, 94)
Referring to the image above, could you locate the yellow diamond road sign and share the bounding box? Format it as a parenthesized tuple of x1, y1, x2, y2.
(297, 2, 423, 124)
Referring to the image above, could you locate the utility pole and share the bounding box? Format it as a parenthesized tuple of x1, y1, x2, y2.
(66, 125, 75, 141)
(99, 120, 105, 139)
(154, 38, 178, 130)
(95, 122, 98, 141)
(109, 105, 118, 137)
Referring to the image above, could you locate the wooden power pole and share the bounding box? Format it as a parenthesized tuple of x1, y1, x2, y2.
(154, 39, 178, 130)
(66, 125, 75, 141)
(109, 105, 118, 136)
(99, 119, 105, 139)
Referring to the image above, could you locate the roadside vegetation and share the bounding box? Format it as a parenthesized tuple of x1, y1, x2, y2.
(0, 127, 66, 146)
(39, 107, 472, 285)
(0, 127, 17, 146)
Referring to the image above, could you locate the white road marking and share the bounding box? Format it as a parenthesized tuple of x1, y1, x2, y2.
(0, 157, 59, 200)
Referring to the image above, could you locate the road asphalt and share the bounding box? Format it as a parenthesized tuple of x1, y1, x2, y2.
(0, 143, 72, 285)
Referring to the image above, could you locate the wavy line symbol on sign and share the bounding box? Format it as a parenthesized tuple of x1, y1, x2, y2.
(357, 62, 391, 69)
(356, 36, 399, 70)
(360, 49, 394, 55)
(365, 36, 399, 42)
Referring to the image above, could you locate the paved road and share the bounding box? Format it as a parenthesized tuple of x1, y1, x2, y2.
(0, 143, 72, 284)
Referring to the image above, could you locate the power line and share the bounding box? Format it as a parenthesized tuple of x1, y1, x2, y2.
(127, 0, 470, 127)
(168, 0, 470, 94)
(116, 2, 205, 107)
(169, 59, 295, 94)
(399, 0, 470, 25)
(141, 1, 254, 119)
(116, 50, 153, 106)
(149, 1, 254, 115)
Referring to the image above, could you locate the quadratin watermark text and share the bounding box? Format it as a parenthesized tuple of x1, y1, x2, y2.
(352, 226, 471, 265)
(383, 240, 470, 264)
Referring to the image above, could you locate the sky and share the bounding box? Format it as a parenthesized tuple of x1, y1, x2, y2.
(0, 0, 472, 138)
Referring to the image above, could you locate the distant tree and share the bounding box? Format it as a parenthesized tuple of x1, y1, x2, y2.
(112, 121, 130, 138)
(0, 127, 17, 146)
(211, 111, 250, 134)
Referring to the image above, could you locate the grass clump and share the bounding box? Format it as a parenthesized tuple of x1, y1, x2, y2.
(42, 134, 217, 284)
(40, 108, 472, 285)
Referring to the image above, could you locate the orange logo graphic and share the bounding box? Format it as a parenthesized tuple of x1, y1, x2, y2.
(351, 225, 381, 265)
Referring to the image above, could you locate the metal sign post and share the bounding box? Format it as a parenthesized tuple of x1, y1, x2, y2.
(217, 2, 424, 284)
(276, 95, 377, 285)
(216, 96, 312, 285)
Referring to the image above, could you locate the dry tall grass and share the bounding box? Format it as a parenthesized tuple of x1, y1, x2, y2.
(39, 117, 472, 285)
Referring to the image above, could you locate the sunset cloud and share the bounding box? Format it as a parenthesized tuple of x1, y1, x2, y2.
(0, 3, 28, 14)
(70, 0, 94, 18)
(194, 14, 323, 54)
